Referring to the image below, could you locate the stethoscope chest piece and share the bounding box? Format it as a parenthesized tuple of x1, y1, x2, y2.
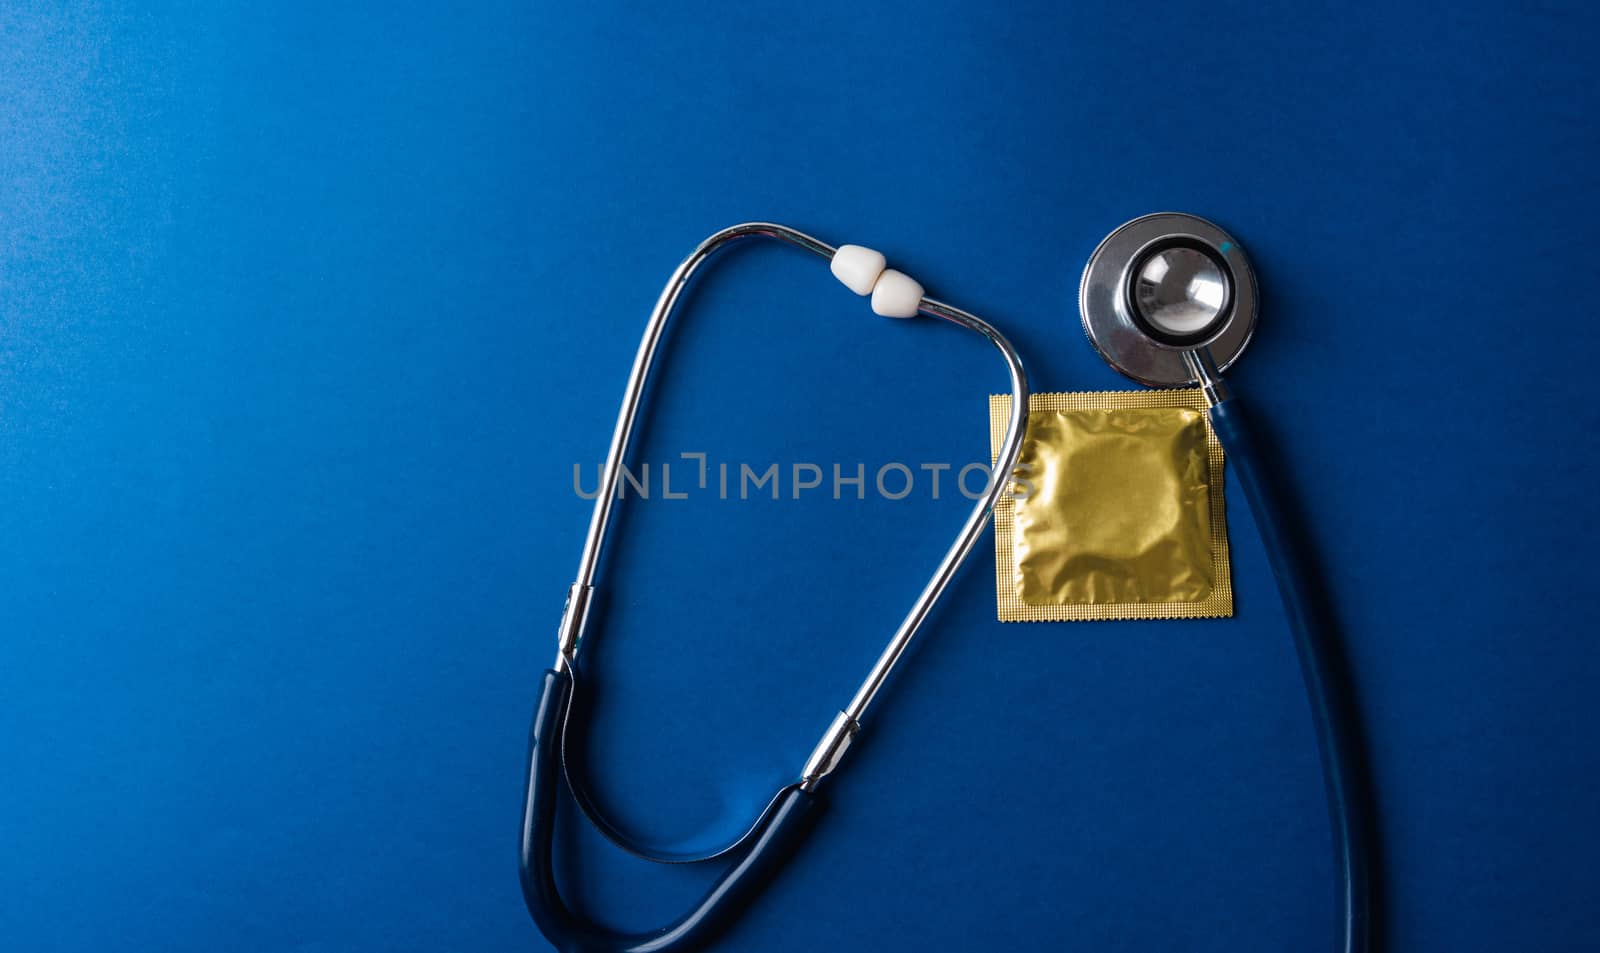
(1079, 212, 1258, 387)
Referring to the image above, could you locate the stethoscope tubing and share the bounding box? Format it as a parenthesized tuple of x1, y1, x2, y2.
(521, 669, 824, 953)
(1207, 393, 1373, 953)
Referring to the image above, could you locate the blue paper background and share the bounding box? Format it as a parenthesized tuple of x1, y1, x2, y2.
(4, 2, 1598, 951)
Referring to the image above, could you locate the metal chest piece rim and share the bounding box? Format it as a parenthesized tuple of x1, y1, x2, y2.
(1079, 212, 1258, 387)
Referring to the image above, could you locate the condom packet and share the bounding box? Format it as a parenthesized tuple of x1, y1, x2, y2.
(988, 390, 1233, 622)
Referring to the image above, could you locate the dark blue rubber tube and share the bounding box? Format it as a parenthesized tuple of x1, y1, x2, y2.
(1208, 397, 1374, 953)
(520, 670, 825, 953)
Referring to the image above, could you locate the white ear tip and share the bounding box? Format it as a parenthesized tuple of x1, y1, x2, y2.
(830, 245, 886, 296)
(870, 269, 923, 318)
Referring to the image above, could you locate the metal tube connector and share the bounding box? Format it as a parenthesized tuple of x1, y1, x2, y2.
(1182, 346, 1233, 407)
(555, 583, 594, 668)
(800, 712, 859, 790)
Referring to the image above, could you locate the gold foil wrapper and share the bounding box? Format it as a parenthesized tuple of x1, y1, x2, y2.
(989, 390, 1233, 622)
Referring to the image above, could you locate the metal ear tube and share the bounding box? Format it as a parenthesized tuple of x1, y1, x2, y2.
(522, 222, 1029, 952)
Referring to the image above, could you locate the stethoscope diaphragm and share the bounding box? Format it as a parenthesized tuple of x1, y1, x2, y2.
(1079, 212, 1257, 387)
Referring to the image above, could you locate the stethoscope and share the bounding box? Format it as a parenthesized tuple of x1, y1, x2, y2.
(521, 217, 1374, 953)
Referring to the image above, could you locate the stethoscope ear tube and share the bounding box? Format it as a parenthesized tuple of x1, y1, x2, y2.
(527, 222, 1029, 952)
(1207, 397, 1374, 953)
(519, 669, 825, 953)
